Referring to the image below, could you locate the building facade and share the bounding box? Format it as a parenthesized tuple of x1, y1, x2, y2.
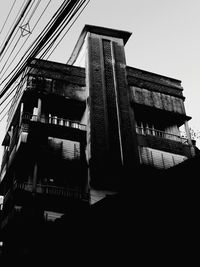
(0, 25, 197, 260)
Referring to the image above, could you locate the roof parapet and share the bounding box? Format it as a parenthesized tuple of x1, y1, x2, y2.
(67, 24, 132, 65)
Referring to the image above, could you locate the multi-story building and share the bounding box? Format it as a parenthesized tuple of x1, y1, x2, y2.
(0, 25, 198, 261)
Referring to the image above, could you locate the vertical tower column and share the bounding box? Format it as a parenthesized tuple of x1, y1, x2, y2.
(68, 25, 140, 190)
(86, 27, 140, 189)
(87, 34, 123, 189)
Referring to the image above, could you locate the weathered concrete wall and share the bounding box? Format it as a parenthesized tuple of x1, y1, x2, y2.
(127, 66, 184, 98)
(130, 86, 186, 115)
(137, 134, 193, 158)
(29, 59, 85, 85)
(27, 59, 86, 102)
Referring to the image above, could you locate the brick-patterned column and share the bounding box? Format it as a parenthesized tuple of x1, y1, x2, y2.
(112, 42, 140, 170)
(87, 35, 112, 189)
(85, 28, 139, 190)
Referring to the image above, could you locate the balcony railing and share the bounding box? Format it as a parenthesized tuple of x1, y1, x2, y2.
(2, 181, 89, 208)
(13, 181, 89, 201)
(22, 112, 86, 131)
(136, 126, 189, 144)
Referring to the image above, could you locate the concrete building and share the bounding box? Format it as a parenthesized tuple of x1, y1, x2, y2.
(0, 25, 198, 262)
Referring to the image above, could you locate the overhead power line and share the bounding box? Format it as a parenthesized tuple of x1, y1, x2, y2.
(0, 0, 26, 51)
(0, 0, 33, 58)
(0, 0, 90, 122)
(0, 0, 52, 83)
(0, 0, 42, 79)
(39, 0, 84, 58)
(0, 0, 17, 35)
(47, 0, 90, 60)
(0, 0, 36, 64)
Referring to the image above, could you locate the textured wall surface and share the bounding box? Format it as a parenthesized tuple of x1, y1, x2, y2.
(130, 86, 186, 115)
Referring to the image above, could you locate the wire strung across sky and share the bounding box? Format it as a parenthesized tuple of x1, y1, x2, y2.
(0, 0, 90, 124)
(0, 0, 42, 79)
(0, 0, 17, 35)
(0, 0, 26, 52)
(0, 0, 52, 89)
(0, 0, 50, 122)
(0, 0, 49, 84)
(0, 0, 32, 58)
(44, 0, 90, 60)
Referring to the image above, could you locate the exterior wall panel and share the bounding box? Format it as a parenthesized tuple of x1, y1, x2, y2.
(127, 66, 184, 97)
(131, 86, 186, 115)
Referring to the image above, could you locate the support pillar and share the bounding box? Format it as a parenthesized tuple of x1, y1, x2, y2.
(32, 162, 38, 194)
(37, 97, 42, 121)
(184, 120, 192, 145)
(184, 120, 196, 157)
(19, 102, 24, 126)
(69, 25, 140, 190)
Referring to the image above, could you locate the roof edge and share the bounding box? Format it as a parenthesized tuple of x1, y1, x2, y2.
(67, 24, 132, 65)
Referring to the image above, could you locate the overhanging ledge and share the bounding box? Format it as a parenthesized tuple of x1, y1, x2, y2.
(67, 24, 132, 65)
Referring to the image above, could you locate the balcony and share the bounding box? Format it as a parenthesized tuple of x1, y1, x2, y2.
(22, 112, 86, 131)
(4, 181, 89, 202)
(0, 124, 29, 175)
(0, 181, 89, 229)
(136, 126, 188, 144)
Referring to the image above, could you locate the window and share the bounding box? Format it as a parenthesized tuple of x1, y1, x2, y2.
(139, 146, 187, 169)
(48, 137, 80, 160)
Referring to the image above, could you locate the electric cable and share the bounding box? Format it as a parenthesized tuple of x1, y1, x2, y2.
(0, 0, 26, 49)
(0, 0, 88, 107)
(0, 0, 75, 98)
(0, 0, 53, 106)
(41, 0, 86, 59)
(26, 0, 41, 23)
(2, 70, 28, 125)
(0, 0, 71, 107)
(0, 0, 42, 110)
(0, 0, 33, 58)
(0, 0, 42, 79)
(0, 0, 60, 121)
(0, 0, 26, 51)
(0, 0, 52, 87)
(38, 0, 88, 60)
(39, 0, 82, 58)
(0, 0, 17, 35)
(0, 83, 18, 107)
(0, 111, 8, 123)
(46, 0, 90, 60)
(0, 0, 37, 66)
(0, 96, 14, 119)
(28, 0, 74, 58)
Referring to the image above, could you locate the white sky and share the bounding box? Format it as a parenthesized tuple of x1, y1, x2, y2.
(0, 0, 200, 164)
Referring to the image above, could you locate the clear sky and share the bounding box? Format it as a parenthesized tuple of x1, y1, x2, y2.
(0, 0, 200, 164)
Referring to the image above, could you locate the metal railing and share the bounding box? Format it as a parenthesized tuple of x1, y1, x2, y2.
(14, 181, 89, 201)
(22, 112, 86, 131)
(136, 126, 188, 144)
(2, 181, 89, 207)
